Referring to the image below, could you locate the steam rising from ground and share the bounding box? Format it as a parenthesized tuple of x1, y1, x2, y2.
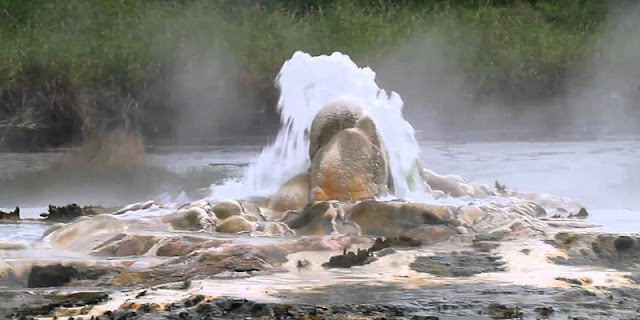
(565, 3, 640, 137)
(375, 3, 640, 141)
(167, 48, 259, 144)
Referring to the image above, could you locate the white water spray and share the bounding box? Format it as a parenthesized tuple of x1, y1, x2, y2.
(245, 51, 425, 197)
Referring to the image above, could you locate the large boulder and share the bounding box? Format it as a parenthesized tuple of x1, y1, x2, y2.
(283, 201, 337, 236)
(216, 216, 257, 234)
(28, 264, 79, 288)
(309, 100, 389, 201)
(309, 98, 364, 161)
(212, 200, 243, 220)
(161, 207, 217, 232)
(269, 173, 311, 212)
(347, 201, 457, 237)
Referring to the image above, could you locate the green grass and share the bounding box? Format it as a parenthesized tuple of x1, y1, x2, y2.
(0, 0, 617, 147)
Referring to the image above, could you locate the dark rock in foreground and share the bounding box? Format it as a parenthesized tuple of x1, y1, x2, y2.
(487, 303, 522, 319)
(4, 291, 108, 317)
(410, 251, 505, 277)
(551, 232, 640, 271)
(28, 264, 79, 288)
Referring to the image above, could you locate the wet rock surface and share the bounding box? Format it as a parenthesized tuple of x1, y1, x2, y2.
(161, 207, 216, 232)
(215, 215, 257, 233)
(268, 173, 311, 212)
(7, 283, 635, 320)
(486, 303, 522, 319)
(421, 168, 491, 198)
(348, 200, 456, 238)
(550, 232, 640, 270)
(309, 100, 390, 201)
(410, 251, 505, 277)
(2, 291, 109, 318)
(323, 248, 377, 268)
(283, 201, 337, 236)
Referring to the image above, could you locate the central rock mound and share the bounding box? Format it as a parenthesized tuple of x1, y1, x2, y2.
(309, 98, 390, 201)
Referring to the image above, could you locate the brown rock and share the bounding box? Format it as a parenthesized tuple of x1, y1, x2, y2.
(404, 225, 457, 245)
(309, 98, 364, 161)
(348, 201, 455, 237)
(156, 236, 196, 257)
(457, 206, 485, 226)
(421, 169, 490, 198)
(156, 236, 227, 256)
(269, 173, 311, 212)
(262, 222, 287, 235)
(161, 207, 216, 232)
(284, 201, 337, 236)
(215, 216, 257, 234)
(311, 128, 388, 201)
(309, 100, 389, 202)
(212, 200, 243, 220)
(93, 234, 157, 257)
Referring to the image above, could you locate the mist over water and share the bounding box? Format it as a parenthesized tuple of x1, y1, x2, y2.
(374, 3, 640, 141)
(564, 3, 640, 137)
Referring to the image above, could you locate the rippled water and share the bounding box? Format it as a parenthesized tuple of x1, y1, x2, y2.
(420, 137, 640, 233)
(1, 137, 639, 241)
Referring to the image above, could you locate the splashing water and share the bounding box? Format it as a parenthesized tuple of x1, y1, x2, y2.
(245, 51, 425, 197)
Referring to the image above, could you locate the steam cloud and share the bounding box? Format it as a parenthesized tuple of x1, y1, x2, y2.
(166, 48, 260, 145)
(374, 3, 640, 141)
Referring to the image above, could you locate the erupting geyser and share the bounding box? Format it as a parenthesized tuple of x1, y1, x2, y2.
(246, 51, 426, 198)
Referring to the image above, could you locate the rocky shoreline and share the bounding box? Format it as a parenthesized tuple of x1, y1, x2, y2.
(2, 99, 639, 320)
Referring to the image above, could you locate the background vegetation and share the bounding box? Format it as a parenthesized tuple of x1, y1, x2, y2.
(0, 0, 630, 150)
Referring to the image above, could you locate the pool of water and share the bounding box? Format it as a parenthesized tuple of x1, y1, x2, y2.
(1, 137, 639, 243)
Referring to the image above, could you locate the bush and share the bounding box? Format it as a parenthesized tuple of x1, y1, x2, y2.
(0, 0, 612, 149)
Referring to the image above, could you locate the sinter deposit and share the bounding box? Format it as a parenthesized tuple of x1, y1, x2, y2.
(1, 52, 638, 320)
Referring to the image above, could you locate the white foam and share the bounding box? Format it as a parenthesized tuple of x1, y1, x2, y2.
(244, 51, 425, 197)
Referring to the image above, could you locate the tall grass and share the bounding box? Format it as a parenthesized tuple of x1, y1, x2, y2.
(0, 0, 612, 148)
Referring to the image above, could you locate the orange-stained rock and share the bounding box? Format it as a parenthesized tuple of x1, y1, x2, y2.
(308, 99, 390, 202)
(311, 128, 388, 201)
